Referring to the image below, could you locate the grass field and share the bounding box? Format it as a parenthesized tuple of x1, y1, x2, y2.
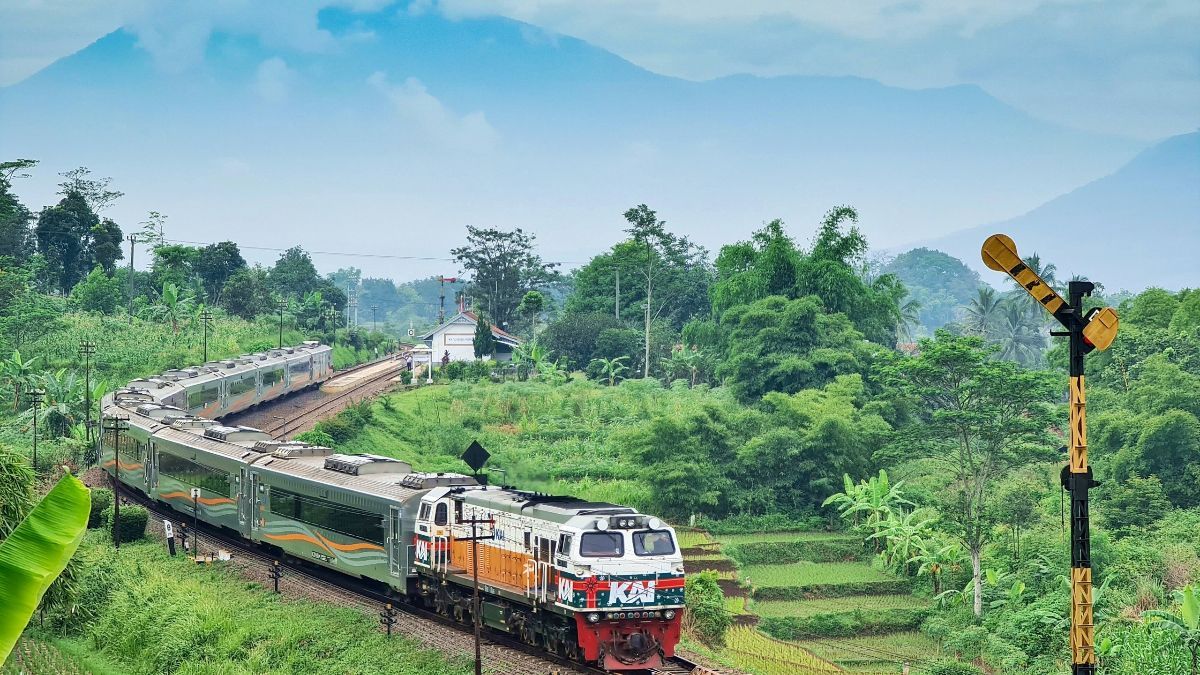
(742, 562, 896, 588)
(749, 594, 929, 619)
(720, 626, 844, 674)
(44, 531, 471, 675)
(676, 529, 716, 549)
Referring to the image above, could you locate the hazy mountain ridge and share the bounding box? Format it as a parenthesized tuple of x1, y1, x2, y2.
(0, 5, 1160, 282)
(917, 132, 1200, 292)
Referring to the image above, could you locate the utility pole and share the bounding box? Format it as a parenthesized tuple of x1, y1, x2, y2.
(26, 390, 44, 473)
(438, 277, 458, 325)
(454, 497, 493, 675)
(615, 267, 620, 320)
(200, 310, 213, 363)
(102, 415, 129, 549)
(277, 299, 287, 349)
(126, 234, 136, 322)
(371, 305, 378, 332)
(982, 234, 1118, 675)
(79, 340, 96, 450)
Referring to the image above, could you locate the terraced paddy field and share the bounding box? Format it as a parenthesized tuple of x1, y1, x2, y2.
(749, 594, 929, 619)
(742, 561, 896, 588)
(714, 531, 857, 545)
(797, 632, 940, 672)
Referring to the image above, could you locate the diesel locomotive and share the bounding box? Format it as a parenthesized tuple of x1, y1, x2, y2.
(100, 343, 685, 670)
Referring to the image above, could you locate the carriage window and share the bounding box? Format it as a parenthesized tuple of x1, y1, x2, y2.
(186, 385, 220, 409)
(158, 453, 231, 497)
(269, 488, 384, 545)
(261, 368, 284, 386)
(580, 532, 624, 557)
(633, 530, 676, 556)
(289, 360, 311, 375)
(434, 503, 448, 526)
(228, 375, 256, 396)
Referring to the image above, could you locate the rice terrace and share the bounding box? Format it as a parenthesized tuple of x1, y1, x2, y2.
(0, 2, 1197, 674)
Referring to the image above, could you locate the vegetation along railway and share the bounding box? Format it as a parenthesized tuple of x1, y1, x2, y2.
(99, 341, 704, 673)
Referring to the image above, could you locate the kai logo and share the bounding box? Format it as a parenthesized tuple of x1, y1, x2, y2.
(415, 539, 430, 562)
(557, 577, 573, 602)
(608, 580, 656, 605)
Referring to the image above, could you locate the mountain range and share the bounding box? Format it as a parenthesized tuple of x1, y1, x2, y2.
(0, 4, 1191, 289)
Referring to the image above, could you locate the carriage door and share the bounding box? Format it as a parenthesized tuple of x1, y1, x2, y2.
(388, 506, 403, 578)
(238, 469, 261, 538)
(146, 442, 158, 492)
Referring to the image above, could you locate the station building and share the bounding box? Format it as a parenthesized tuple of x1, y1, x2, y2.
(419, 310, 521, 364)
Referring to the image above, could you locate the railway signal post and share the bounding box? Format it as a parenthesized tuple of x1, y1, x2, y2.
(981, 234, 1119, 675)
(102, 415, 129, 549)
(277, 299, 287, 349)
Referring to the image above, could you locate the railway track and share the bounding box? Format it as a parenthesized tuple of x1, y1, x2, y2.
(122, 486, 710, 675)
(246, 355, 405, 438)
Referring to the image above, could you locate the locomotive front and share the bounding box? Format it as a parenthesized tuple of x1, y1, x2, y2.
(556, 513, 685, 670)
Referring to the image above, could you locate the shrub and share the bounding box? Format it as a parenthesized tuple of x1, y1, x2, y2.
(724, 539, 866, 565)
(759, 608, 929, 639)
(685, 570, 731, 647)
(703, 512, 826, 534)
(928, 660, 984, 675)
(102, 504, 148, 543)
(295, 429, 336, 447)
(88, 487, 113, 528)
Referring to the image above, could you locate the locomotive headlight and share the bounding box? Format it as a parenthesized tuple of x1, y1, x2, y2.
(648, 517, 662, 530)
(595, 518, 608, 531)
(664, 610, 676, 620)
(587, 612, 600, 624)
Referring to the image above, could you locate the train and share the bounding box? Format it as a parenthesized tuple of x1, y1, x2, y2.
(100, 343, 685, 671)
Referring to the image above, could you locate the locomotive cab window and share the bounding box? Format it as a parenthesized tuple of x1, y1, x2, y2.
(557, 533, 573, 559)
(434, 502, 448, 526)
(580, 531, 624, 557)
(633, 530, 675, 556)
(418, 503, 431, 521)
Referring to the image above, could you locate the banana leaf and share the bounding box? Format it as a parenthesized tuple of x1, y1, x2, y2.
(0, 473, 90, 661)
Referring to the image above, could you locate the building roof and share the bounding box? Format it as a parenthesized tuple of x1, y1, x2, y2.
(420, 310, 522, 347)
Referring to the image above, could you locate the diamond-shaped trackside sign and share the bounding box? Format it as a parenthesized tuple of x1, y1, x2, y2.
(461, 440, 490, 473)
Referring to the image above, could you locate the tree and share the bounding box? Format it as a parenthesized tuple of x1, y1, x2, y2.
(716, 295, 870, 402)
(220, 266, 274, 319)
(963, 286, 1003, 337)
(1123, 410, 1200, 508)
(793, 206, 905, 345)
(149, 244, 198, 294)
(883, 248, 982, 333)
(992, 298, 1045, 366)
(70, 266, 123, 314)
(1098, 475, 1172, 538)
(0, 160, 36, 262)
(885, 332, 1058, 617)
(1142, 584, 1200, 675)
(451, 226, 559, 329)
(88, 219, 124, 273)
(626, 405, 739, 519)
(517, 290, 545, 334)
(57, 167, 123, 212)
(473, 317, 497, 359)
(270, 246, 322, 299)
(34, 192, 97, 293)
(913, 538, 964, 596)
(623, 205, 710, 377)
(193, 241, 246, 302)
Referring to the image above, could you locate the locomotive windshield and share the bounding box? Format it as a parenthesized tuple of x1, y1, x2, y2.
(633, 530, 675, 556)
(580, 531, 624, 557)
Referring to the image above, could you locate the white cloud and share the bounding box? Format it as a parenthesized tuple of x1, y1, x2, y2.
(367, 71, 499, 151)
(254, 57, 295, 102)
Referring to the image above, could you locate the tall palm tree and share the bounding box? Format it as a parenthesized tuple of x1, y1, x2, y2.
(897, 298, 921, 343)
(962, 286, 1003, 336)
(1144, 584, 1200, 675)
(0, 351, 39, 412)
(993, 299, 1045, 366)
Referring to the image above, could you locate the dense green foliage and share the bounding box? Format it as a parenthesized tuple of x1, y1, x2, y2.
(684, 570, 731, 646)
(883, 247, 982, 335)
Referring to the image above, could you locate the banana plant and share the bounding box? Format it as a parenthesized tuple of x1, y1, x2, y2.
(0, 473, 90, 661)
(1143, 584, 1200, 675)
(0, 350, 39, 412)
